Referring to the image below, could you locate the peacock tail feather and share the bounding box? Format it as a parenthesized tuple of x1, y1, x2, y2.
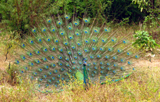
(13, 14, 140, 90)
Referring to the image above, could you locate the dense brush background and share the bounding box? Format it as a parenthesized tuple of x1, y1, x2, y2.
(0, 0, 160, 101)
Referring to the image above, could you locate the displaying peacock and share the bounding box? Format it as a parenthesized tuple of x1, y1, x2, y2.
(13, 13, 140, 91)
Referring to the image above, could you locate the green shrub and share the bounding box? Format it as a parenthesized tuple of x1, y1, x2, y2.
(133, 30, 160, 52)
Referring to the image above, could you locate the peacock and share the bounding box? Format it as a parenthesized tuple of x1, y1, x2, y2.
(13, 13, 140, 91)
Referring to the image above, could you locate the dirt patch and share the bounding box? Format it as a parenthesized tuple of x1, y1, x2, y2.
(134, 58, 160, 68)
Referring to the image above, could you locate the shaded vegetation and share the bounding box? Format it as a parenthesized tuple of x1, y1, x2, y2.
(0, 0, 159, 38)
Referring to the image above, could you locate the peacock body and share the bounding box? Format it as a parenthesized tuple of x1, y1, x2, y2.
(14, 14, 140, 89)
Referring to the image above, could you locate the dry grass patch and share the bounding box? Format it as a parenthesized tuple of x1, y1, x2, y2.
(0, 60, 160, 101)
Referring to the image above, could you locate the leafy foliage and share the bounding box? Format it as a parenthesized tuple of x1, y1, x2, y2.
(141, 13, 160, 41)
(0, 0, 159, 39)
(143, 14, 159, 29)
(107, 0, 146, 23)
(0, 0, 55, 38)
(55, 0, 147, 23)
(132, 0, 149, 12)
(133, 30, 160, 52)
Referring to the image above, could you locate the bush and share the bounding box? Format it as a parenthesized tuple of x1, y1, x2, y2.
(133, 30, 160, 52)
(0, 0, 56, 38)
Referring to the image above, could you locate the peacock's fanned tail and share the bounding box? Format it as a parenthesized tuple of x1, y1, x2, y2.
(14, 14, 140, 89)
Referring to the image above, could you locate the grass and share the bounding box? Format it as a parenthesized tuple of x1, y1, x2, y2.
(0, 24, 160, 102)
(0, 65, 160, 101)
